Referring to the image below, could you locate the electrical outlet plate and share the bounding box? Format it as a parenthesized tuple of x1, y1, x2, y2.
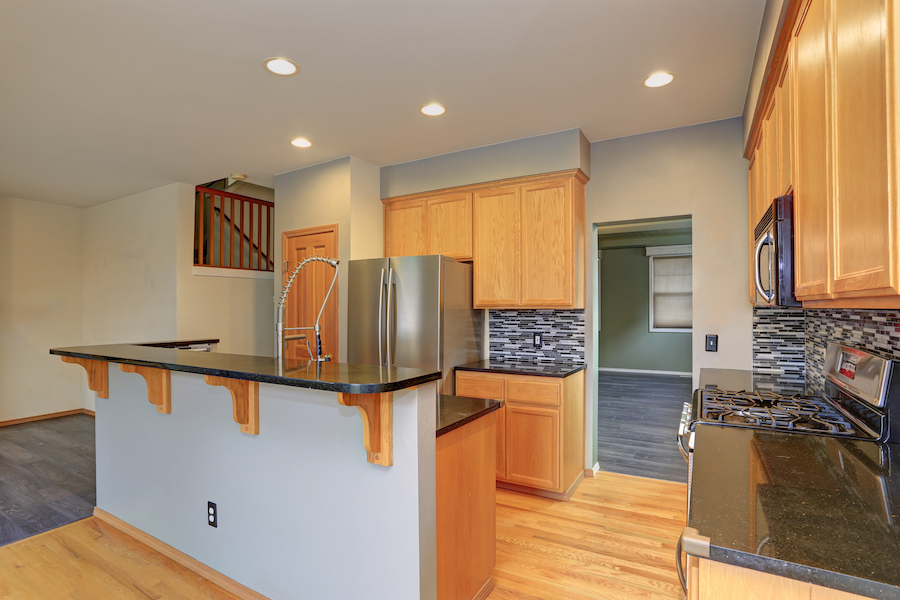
(533, 333, 542, 347)
(208, 501, 217, 527)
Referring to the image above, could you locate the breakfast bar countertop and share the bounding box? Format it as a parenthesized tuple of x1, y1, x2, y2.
(50, 344, 440, 394)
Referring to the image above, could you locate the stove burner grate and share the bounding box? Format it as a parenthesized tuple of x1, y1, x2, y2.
(699, 388, 858, 437)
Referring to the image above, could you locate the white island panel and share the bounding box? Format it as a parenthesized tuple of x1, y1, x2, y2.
(96, 368, 437, 600)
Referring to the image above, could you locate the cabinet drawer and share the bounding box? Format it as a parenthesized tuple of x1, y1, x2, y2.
(506, 377, 561, 406)
(455, 372, 504, 400)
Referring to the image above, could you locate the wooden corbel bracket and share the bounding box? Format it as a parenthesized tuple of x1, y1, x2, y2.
(204, 376, 259, 435)
(337, 392, 393, 466)
(60, 356, 109, 399)
(119, 364, 171, 414)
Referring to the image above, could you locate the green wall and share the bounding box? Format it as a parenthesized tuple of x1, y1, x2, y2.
(598, 247, 692, 372)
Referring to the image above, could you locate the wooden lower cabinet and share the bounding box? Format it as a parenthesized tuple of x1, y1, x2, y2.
(691, 559, 869, 600)
(455, 369, 585, 500)
(436, 411, 496, 600)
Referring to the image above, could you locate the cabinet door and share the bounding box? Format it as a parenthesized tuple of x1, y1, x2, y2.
(426, 191, 473, 261)
(792, 0, 832, 300)
(473, 186, 521, 307)
(749, 154, 761, 305)
(763, 101, 780, 204)
(520, 179, 573, 307)
(455, 371, 507, 480)
(505, 404, 559, 491)
(776, 50, 793, 196)
(830, 0, 897, 297)
(384, 199, 426, 257)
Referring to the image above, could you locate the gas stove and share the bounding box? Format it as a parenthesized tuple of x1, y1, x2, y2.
(678, 343, 900, 459)
(698, 388, 861, 437)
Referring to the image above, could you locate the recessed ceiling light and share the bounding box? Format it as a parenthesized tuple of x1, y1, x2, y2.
(291, 138, 312, 148)
(421, 103, 446, 116)
(264, 57, 300, 76)
(644, 72, 675, 88)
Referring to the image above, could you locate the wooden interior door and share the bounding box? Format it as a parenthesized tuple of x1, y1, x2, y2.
(283, 225, 339, 361)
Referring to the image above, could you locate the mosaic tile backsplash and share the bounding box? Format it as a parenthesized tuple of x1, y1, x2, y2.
(805, 309, 900, 394)
(752, 307, 806, 392)
(751, 307, 900, 395)
(488, 309, 585, 364)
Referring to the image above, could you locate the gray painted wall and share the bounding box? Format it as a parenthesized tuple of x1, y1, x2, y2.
(742, 0, 789, 152)
(97, 369, 437, 600)
(584, 117, 752, 470)
(380, 128, 590, 198)
(598, 248, 691, 373)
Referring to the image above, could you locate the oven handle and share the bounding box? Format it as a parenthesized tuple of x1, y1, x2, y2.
(676, 527, 711, 598)
(677, 402, 692, 463)
(754, 232, 776, 304)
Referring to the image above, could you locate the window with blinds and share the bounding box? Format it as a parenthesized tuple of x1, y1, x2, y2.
(648, 253, 692, 332)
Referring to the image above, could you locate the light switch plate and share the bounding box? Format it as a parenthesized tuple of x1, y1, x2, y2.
(705, 335, 718, 352)
(533, 333, 542, 347)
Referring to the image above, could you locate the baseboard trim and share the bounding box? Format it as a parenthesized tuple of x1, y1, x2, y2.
(597, 367, 691, 377)
(93, 507, 270, 600)
(497, 470, 585, 502)
(584, 462, 601, 478)
(0, 408, 93, 428)
(473, 577, 495, 600)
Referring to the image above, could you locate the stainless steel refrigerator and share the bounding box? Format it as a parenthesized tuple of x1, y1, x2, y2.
(347, 255, 482, 394)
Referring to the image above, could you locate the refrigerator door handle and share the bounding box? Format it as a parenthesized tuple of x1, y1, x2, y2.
(377, 268, 385, 367)
(386, 267, 394, 367)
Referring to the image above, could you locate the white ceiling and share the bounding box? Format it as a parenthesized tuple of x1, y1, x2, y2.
(0, 0, 766, 208)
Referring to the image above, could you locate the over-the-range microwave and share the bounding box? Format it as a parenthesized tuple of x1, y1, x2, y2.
(754, 194, 800, 307)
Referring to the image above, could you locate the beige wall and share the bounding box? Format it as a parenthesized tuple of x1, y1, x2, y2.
(585, 117, 752, 466)
(742, 0, 790, 151)
(174, 183, 274, 356)
(0, 196, 84, 421)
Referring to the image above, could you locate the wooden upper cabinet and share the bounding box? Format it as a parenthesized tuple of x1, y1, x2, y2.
(473, 170, 586, 309)
(776, 51, 794, 196)
(763, 100, 780, 205)
(383, 191, 472, 260)
(473, 186, 521, 307)
(384, 199, 427, 257)
(748, 152, 761, 305)
(830, 0, 896, 298)
(426, 192, 472, 260)
(792, 0, 832, 300)
(521, 178, 573, 307)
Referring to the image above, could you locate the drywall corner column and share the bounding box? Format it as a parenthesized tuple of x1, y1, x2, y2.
(349, 156, 383, 260)
(0, 196, 84, 421)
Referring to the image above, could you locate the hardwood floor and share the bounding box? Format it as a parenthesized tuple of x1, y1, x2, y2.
(0, 516, 244, 599)
(489, 471, 688, 600)
(0, 414, 96, 546)
(597, 372, 692, 484)
(0, 469, 686, 599)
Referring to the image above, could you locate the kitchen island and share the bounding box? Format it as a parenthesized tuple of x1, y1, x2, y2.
(52, 343, 442, 600)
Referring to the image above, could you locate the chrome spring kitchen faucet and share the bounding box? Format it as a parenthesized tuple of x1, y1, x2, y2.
(276, 255, 339, 363)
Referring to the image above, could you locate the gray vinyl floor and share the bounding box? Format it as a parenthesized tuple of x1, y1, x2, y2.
(597, 371, 692, 483)
(0, 414, 96, 546)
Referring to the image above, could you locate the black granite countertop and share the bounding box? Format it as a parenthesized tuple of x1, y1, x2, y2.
(690, 424, 900, 599)
(50, 344, 440, 394)
(436, 394, 501, 437)
(455, 359, 586, 378)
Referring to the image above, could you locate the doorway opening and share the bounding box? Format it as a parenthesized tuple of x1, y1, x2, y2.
(595, 216, 692, 483)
